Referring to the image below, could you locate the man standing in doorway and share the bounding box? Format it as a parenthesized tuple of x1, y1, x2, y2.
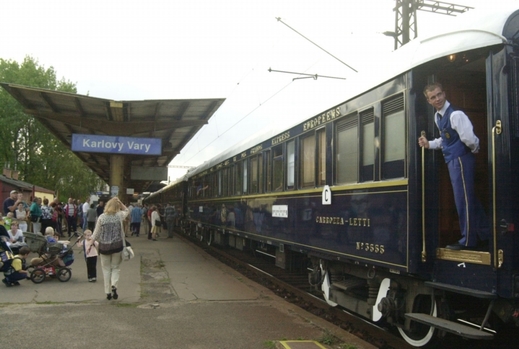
(418, 82, 490, 250)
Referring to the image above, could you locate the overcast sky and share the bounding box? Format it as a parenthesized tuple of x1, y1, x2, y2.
(0, 0, 504, 182)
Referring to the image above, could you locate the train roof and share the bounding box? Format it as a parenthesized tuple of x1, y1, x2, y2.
(145, 174, 188, 200)
(187, 5, 518, 178)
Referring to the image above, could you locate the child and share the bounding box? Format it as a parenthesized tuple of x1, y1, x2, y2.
(3, 212, 14, 231)
(2, 246, 30, 287)
(79, 229, 98, 282)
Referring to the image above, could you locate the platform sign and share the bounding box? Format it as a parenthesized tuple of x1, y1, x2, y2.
(110, 185, 119, 197)
(71, 134, 162, 155)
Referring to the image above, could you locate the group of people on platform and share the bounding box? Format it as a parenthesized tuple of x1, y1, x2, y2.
(126, 202, 178, 240)
(1, 189, 180, 300)
(2, 191, 107, 238)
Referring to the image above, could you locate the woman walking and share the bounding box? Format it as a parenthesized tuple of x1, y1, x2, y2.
(92, 197, 128, 300)
(150, 206, 160, 241)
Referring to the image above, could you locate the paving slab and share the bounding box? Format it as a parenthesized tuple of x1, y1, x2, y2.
(0, 228, 376, 349)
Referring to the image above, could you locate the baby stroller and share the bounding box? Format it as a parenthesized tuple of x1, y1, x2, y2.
(24, 232, 79, 283)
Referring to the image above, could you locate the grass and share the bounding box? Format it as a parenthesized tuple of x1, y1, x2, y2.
(317, 330, 337, 345)
(317, 330, 358, 348)
(263, 340, 277, 349)
(114, 302, 138, 308)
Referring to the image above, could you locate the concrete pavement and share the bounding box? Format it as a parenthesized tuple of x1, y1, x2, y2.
(0, 228, 376, 349)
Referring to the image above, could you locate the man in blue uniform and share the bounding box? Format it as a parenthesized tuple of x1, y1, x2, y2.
(418, 82, 489, 250)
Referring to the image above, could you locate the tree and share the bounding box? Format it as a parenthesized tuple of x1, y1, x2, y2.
(0, 56, 105, 201)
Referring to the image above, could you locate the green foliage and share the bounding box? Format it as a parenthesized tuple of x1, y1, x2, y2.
(0, 56, 105, 200)
(262, 341, 277, 349)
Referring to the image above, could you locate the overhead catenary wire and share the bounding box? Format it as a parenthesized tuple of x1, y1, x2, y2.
(268, 68, 346, 81)
(179, 77, 295, 165)
(275, 17, 358, 73)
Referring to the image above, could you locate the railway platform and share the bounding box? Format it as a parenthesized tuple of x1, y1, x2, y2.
(0, 230, 376, 349)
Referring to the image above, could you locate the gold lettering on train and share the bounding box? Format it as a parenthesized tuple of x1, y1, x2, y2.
(303, 107, 341, 131)
(356, 242, 385, 254)
(271, 131, 291, 145)
(349, 218, 371, 227)
(315, 216, 345, 225)
(250, 145, 263, 154)
(315, 216, 371, 226)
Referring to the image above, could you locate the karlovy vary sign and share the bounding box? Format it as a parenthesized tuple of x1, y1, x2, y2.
(71, 134, 162, 155)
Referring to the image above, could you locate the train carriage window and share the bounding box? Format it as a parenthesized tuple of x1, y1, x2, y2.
(336, 113, 358, 184)
(251, 156, 258, 193)
(243, 158, 248, 194)
(229, 165, 234, 196)
(317, 128, 326, 186)
(287, 140, 295, 189)
(301, 134, 316, 188)
(205, 174, 212, 197)
(218, 170, 222, 196)
(272, 146, 283, 191)
(212, 172, 218, 197)
(265, 150, 272, 192)
(235, 161, 242, 195)
(361, 109, 375, 182)
(222, 168, 229, 196)
(382, 94, 406, 179)
(258, 153, 264, 193)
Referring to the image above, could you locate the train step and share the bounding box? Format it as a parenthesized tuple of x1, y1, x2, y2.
(331, 277, 365, 291)
(404, 313, 494, 340)
(425, 281, 497, 299)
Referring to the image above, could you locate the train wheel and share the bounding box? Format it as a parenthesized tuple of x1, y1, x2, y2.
(397, 295, 438, 347)
(320, 263, 338, 307)
(57, 268, 72, 282)
(30, 269, 46, 284)
(206, 231, 212, 246)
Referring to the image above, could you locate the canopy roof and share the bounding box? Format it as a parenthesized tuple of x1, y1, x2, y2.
(0, 83, 225, 194)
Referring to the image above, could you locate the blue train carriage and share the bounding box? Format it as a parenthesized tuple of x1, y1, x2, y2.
(144, 176, 188, 221)
(183, 5, 519, 347)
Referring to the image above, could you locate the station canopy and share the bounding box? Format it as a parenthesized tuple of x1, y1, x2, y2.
(0, 83, 225, 195)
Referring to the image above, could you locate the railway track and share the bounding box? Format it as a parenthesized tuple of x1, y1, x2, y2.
(178, 229, 517, 349)
(180, 230, 413, 349)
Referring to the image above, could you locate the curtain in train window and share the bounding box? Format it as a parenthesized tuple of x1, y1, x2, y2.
(265, 150, 272, 192)
(336, 114, 358, 184)
(317, 128, 326, 186)
(251, 156, 258, 193)
(218, 170, 222, 196)
(258, 153, 264, 193)
(242, 158, 248, 194)
(273, 146, 283, 191)
(301, 134, 316, 188)
(382, 94, 405, 179)
(286, 140, 295, 189)
(222, 168, 229, 196)
(361, 109, 375, 182)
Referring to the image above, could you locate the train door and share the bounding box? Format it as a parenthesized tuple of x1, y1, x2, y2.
(418, 48, 505, 290)
(431, 73, 489, 249)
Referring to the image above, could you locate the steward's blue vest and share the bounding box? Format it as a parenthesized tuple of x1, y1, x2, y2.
(436, 105, 471, 163)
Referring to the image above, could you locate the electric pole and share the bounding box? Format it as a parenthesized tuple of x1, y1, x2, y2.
(386, 0, 473, 50)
